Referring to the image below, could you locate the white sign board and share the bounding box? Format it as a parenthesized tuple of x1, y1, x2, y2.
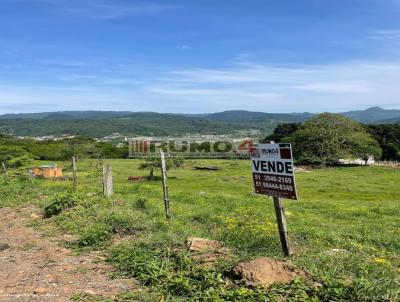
(251, 143, 298, 200)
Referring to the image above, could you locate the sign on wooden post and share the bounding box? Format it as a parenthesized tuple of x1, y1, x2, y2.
(251, 142, 297, 257)
(102, 164, 113, 197)
(160, 150, 171, 219)
(72, 156, 77, 189)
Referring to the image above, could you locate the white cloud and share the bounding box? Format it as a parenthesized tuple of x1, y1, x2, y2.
(150, 60, 400, 112)
(369, 29, 400, 41)
(179, 45, 192, 51)
(148, 86, 281, 102)
(24, 0, 174, 19)
(294, 81, 373, 93)
(2, 59, 400, 114)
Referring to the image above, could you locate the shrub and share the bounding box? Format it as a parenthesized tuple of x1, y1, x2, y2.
(139, 156, 184, 180)
(0, 146, 35, 168)
(134, 198, 147, 210)
(43, 192, 80, 218)
(76, 223, 112, 248)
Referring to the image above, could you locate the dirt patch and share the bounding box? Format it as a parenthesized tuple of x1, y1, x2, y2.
(0, 207, 137, 302)
(187, 237, 232, 267)
(232, 257, 305, 287)
(127, 176, 148, 182)
(294, 165, 312, 173)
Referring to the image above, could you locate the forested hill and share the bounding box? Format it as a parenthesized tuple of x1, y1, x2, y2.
(341, 106, 400, 123)
(0, 107, 399, 138)
(0, 113, 256, 137)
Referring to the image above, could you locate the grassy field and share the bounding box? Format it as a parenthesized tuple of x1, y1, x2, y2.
(1, 159, 399, 301)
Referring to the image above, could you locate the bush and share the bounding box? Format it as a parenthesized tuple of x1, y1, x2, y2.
(139, 156, 184, 180)
(0, 146, 35, 168)
(134, 198, 148, 210)
(43, 192, 80, 218)
(76, 223, 112, 248)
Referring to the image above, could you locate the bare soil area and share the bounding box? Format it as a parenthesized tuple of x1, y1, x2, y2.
(0, 207, 137, 302)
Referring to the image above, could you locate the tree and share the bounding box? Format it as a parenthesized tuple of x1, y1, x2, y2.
(262, 123, 301, 143)
(139, 155, 184, 180)
(287, 113, 382, 166)
(61, 136, 101, 160)
(367, 124, 400, 161)
(0, 146, 35, 168)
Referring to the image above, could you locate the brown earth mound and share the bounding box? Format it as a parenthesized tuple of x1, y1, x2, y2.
(232, 257, 305, 287)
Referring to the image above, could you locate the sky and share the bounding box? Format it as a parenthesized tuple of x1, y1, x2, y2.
(1, 0, 400, 114)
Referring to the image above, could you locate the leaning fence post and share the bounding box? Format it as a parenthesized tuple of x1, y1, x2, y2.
(102, 164, 113, 197)
(1, 161, 8, 179)
(160, 150, 171, 219)
(72, 156, 77, 189)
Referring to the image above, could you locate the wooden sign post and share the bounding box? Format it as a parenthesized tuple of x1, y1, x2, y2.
(250, 142, 297, 257)
(102, 164, 113, 197)
(273, 196, 291, 256)
(72, 156, 77, 189)
(160, 150, 171, 219)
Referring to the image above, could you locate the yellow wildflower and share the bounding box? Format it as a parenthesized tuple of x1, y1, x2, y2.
(373, 257, 389, 265)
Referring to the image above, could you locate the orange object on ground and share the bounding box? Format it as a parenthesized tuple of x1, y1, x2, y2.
(33, 164, 63, 178)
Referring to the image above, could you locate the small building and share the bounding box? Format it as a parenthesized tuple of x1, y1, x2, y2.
(33, 164, 63, 178)
(338, 156, 375, 166)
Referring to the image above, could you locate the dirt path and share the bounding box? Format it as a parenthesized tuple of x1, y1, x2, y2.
(0, 207, 137, 302)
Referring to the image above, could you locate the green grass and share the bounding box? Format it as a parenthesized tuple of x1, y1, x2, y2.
(1, 159, 399, 301)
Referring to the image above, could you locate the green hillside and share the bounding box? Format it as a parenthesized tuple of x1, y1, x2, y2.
(1, 107, 400, 138)
(341, 106, 400, 123)
(0, 113, 257, 137)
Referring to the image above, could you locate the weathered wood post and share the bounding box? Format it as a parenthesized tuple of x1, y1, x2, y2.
(273, 196, 292, 256)
(1, 161, 8, 180)
(102, 164, 113, 197)
(1, 161, 7, 175)
(72, 156, 77, 189)
(160, 150, 171, 219)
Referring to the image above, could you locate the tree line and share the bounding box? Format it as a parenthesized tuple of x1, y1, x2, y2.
(0, 135, 129, 168)
(0, 113, 399, 169)
(264, 113, 400, 165)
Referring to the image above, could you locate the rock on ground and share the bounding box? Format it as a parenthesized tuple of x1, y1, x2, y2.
(0, 243, 10, 251)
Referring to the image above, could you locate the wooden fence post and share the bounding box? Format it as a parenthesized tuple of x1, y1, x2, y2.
(1, 161, 8, 180)
(72, 156, 77, 189)
(160, 150, 171, 219)
(1, 161, 7, 175)
(102, 164, 113, 197)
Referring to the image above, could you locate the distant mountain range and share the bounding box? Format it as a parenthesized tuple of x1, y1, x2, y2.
(340, 106, 400, 124)
(0, 107, 399, 138)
